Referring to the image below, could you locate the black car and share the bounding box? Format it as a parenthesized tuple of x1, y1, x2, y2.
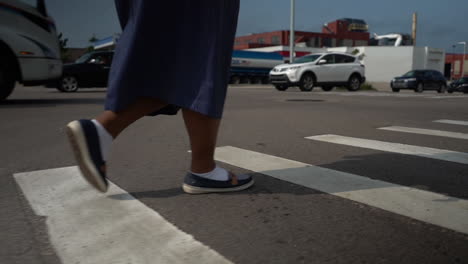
(390, 70, 447, 93)
(52, 51, 114, 92)
(448, 77, 468, 94)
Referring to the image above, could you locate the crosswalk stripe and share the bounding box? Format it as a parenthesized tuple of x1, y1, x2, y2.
(14, 167, 232, 264)
(305, 134, 468, 164)
(434, 120, 468, 126)
(214, 146, 468, 235)
(379, 126, 468, 140)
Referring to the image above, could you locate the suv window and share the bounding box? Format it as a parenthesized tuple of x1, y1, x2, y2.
(321, 55, 335, 64)
(335, 55, 355, 63)
(423, 71, 433, 79)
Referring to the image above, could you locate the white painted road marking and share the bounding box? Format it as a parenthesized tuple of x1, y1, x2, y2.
(305, 134, 468, 165)
(429, 95, 468, 99)
(434, 120, 468, 126)
(379, 126, 468, 140)
(215, 146, 468, 235)
(14, 166, 232, 264)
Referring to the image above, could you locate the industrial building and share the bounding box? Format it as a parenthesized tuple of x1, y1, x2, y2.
(445, 54, 467, 80)
(234, 18, 370, 50)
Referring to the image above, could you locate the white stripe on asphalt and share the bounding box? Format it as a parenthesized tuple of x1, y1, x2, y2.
(429, 95, 468, 99)
(214, 146, 468, 235)
(434, 120, 468, 126)
(14, 166, 231, 264)
(379, 126, 468, 140)
(305, 134, 468, 164)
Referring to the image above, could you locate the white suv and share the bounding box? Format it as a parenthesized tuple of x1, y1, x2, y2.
(269, 53, 365, 92)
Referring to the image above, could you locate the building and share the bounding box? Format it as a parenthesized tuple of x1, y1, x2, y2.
(445, 54, 467, 80)
(234, 18, 370, 50)
(93, 34, 120, 51)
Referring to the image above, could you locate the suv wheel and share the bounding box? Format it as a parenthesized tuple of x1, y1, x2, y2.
(58, 76, 79, 92)
(299, 73, 314, 92)
(347, 75, 361, 91)
(0, 55, 16, 101)
(437, 83, 447, 93)
(322, 86, 334, 92)
(392, 88, 400, 92)
(274, 85, 288, 91)
(414, 83, 424, 93)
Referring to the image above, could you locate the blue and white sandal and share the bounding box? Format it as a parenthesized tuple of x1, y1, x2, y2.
(66, 119, 108, 192)
(183, 171, 254, 194)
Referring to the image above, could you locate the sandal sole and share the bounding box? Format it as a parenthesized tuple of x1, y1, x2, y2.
(66, 121, 108, 193)
(182, 179, 254, 194)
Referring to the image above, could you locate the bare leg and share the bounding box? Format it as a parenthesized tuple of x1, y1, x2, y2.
(95, 97, 167, 138)
(182, 109, 221, 174)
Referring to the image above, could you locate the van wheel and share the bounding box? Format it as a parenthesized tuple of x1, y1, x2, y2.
(275, 85, 288, 91)
(0, 57, 16, 100)
(437, 83, 447, 93)
(299, 73, 315, 92)
(414, 83, 424, 93)
(58, 76, 79, 92)
(347, 75, 361, 91)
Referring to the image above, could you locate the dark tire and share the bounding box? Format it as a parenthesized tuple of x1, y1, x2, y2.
(321, 86, 334, 92)
(58, 76, 79, 92)
(437, 83, 447, 93)
(299, 73, 315, 92)
(0, 53, 17, 101)
(447, 89, 454, 94)
(230, 76, 241, 84)
(414, 83, 424, 93)
(392, 88, 400, 92)
(251, 76, 262, 84)
(274, 85, 288, 91)
(347, 75, 361, 91)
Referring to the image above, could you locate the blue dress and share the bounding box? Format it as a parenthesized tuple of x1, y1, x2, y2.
(105, 0, 240, 118)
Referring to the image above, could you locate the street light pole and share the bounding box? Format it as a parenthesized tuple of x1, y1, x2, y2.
(289, 0, 295, 63)
(459, 42, 467, 77)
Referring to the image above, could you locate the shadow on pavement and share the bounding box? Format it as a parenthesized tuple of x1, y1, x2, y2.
(0, 98, 105, 108)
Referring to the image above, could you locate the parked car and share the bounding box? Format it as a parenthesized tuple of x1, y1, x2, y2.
(269, 52, 366, 92)
(0, 0, 62, 100)
(51, 51, 114, 92)
(448, 77, 468, 94)
(390, 70, 447, 93)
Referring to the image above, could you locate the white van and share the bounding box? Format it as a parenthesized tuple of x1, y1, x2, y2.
(0, 0, 62, 100)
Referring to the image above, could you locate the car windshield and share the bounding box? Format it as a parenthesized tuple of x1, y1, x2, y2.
(75, 53, 93, 63)
(402, 71, 422, 78)
(292, 54, 322, 64)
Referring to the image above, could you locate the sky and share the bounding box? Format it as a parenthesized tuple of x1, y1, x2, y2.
(43, 0, 468, 53)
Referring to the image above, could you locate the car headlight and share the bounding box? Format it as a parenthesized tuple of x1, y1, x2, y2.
(281, 66, 301, 72)
(404, 78, 417, 82)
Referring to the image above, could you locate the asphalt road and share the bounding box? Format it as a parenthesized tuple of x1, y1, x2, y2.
(1, 85, 468, 264)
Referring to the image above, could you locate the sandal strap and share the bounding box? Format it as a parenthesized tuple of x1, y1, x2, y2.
(229, 171, 238, 185)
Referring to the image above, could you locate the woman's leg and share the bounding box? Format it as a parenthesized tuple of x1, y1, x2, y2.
(96, 97, 167, 138)
(182, 109, 220, 173)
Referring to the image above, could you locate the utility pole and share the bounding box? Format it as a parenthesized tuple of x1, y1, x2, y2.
(412, 13, 417, 46)
(459, 42, 467, 77)
(289, 0, 295, 63)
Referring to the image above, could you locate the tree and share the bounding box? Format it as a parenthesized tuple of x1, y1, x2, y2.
(58, 32, 70, 62)
(87, 34, 98, 53)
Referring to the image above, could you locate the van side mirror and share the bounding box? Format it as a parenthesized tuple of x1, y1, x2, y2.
(318, 59, 327, 65)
